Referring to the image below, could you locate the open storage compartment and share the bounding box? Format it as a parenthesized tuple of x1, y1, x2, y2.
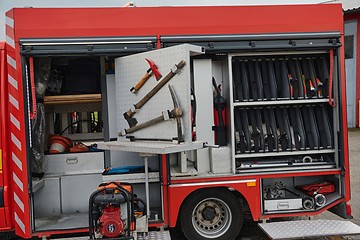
(261, 174, 342, 214)
(229, 50, 340, 173)
(21, 36, 165, 232)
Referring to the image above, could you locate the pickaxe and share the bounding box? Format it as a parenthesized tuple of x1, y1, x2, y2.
(119, 85, 184, 143)
(124, 60, 186, 128)
(130, 58, 162, 94)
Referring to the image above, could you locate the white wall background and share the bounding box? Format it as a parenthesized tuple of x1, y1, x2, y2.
(0, 0, 339, 41)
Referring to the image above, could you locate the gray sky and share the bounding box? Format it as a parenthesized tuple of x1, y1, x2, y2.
(0, 0, 338, 41)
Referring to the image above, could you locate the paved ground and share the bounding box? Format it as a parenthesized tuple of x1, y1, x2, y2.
(171, 129, 360, 240)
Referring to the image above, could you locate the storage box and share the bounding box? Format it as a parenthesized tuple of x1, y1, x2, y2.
(264, 191, 303, 212)
(44, 151, 104, 176)
(210, 146, 232, 174)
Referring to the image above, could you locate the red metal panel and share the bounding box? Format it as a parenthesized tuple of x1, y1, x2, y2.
(167, 179, 260, 227)
(5, 13, 31, 239)
(161, 154, 169, 226)
(10, 4, 343, 41)
(171, 169, 342, 185)
(0, 208, 7, 228)
(0, 42, 12, 231)
(339, 35, 352, 202)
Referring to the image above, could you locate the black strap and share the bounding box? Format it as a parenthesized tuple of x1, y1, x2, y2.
(301, 106, 316, 149)
(240, 61, 250, 100)
(289, 108, 302, 150)
(267, 60, 278, 99)
(249, 108, 260, 152)
(287, 59, 299, 99)
(263, 108, 275, 152)
(232, 60, 243, 101)
(260, 61, 271, 100)
(247, 61, 259, 101)
(294, 59, 306, 98)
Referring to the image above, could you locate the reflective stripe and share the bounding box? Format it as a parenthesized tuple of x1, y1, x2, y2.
(0, 149, 2, 171)
(14, 192, 24, 212)
(6, 35, 15, 49)
(11, 132, 22, 151)
(5, 17, 14, 28)
(9, 93, 19, 110)
(7, 54, 16, 69)
(170, 179, 257, 188)
(12, 152, 22, 171)
(10, 113, 21, 130)
(8, 74, 18, 90)
(13, 172, 24, 192)
(14, 212, 26, 233)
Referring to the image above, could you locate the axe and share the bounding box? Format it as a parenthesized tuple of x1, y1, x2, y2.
(130, 58, 162, 94)
(119, 85, 184, 143)
(124, 60, 186, 127)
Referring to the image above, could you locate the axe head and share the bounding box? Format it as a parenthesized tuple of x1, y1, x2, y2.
(123, 112, 138, 128)
(145, 58, 162, 80)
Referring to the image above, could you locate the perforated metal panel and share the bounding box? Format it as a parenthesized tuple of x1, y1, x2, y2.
(138, 231, 171, 240)
(115, 44, 204, 143)
(259, 219, 360, 239)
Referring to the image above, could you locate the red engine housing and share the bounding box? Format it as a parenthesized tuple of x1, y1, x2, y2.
(99, 206, 124, 238)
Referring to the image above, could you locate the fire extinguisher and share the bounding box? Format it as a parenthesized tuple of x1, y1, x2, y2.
(212, 77, 227, 146)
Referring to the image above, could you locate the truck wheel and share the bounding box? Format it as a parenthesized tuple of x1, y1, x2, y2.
(180, 188, 243, 240)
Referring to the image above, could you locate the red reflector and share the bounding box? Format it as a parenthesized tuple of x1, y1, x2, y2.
(346, 203, 353, 216)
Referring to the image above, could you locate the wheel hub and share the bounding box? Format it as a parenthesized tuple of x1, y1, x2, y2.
(202, 206, 216, 221)
(192, 198, 232, 238)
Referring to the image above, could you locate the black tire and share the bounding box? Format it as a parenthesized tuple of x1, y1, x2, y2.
(180, 188, 243, 240)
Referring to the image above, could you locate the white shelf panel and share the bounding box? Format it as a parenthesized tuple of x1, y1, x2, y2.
(233, 98, 329, 107)
(235, 149, 335, 159)
(102, 172, 160, 183)
(96, 140, 204, 154)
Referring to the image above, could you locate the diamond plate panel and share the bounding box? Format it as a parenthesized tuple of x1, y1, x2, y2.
(259, 220, 360, 239)
(138, 230, 171, 240)
(115, 44, 203, 143)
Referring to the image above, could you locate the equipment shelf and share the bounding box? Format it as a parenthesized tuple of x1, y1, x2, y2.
(233, 98, 330, 107)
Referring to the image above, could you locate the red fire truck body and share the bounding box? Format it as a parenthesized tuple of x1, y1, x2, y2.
(0, 3, 357, 240)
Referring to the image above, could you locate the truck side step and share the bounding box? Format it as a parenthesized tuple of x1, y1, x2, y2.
(138, 230, 171, 240)
(258, 219, 360, 239)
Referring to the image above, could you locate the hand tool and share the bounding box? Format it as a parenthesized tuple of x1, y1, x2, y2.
(212, 77, 227, 146)
(123, 60, 186, 127)
(130, 58, 162, 94)
(120, 85, 184, 143)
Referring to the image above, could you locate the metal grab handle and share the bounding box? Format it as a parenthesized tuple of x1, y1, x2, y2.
(66, 157, 78, 164)
(29, 57, 37, 119)
(328, 49, 336, 107)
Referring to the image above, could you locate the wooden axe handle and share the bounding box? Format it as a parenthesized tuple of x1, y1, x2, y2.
(131, 71, 152, 93)
(124, 115, 165, 135)
(134, 60, 186, 110)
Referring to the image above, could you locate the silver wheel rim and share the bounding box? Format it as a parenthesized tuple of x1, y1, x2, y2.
(191, 197, 232, 239)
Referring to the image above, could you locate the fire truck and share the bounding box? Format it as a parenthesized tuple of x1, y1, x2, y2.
(1, 3, 360, 240)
